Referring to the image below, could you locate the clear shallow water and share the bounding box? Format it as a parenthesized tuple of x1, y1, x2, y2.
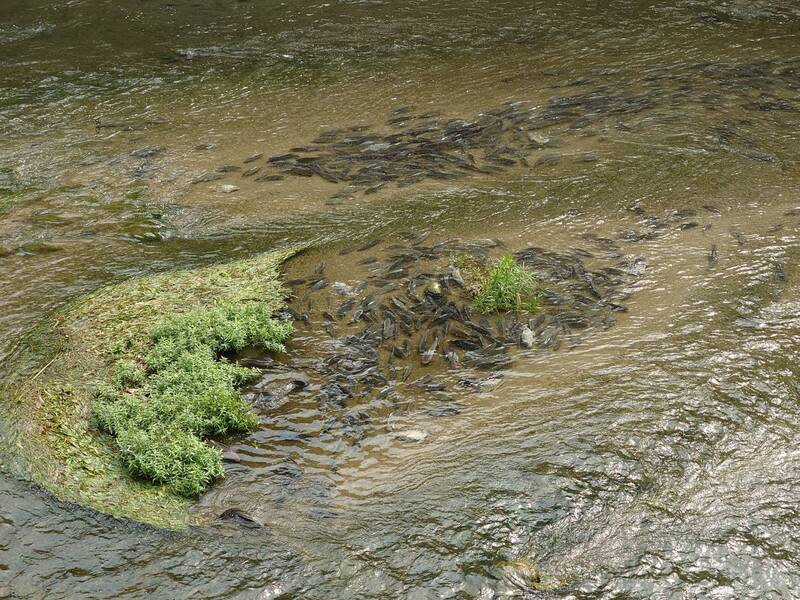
(3, 1, 800, 598)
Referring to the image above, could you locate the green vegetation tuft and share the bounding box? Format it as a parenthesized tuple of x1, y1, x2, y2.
(3, 249, 296, 528)
(93, 302, 292, 497)
(471, 255, 540, 313)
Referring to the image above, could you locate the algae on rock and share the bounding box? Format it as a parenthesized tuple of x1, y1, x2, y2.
(2, 249, 294, 529)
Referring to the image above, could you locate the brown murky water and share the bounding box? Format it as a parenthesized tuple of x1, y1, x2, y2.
(4, 1, 800, 598)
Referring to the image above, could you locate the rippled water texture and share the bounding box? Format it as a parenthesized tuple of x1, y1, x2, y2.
(4, 1, 800, 598)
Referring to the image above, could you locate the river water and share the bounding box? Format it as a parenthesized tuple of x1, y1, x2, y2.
(3, 1, 800, 598)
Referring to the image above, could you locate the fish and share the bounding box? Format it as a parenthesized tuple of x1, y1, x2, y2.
(382, 317, 396, 339)
(219, 508, 261, 529)
(355, 239, 381, 253)
(420, 338, 438, 366)
(268, 153, 299, 163)
(708, 244, 718, 267)
(337, 298, 356, 316)
(391, 340, 410, 359)
(191, 172, 224, 184)
(445, 350, 460, 369)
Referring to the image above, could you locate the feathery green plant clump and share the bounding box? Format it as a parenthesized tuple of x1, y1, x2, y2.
(93, 302, 292, 497)
(472, 255, 540, 313)
(4, 249, 294, 527)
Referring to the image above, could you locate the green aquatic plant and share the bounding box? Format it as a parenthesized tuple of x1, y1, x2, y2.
(93, 302, 292, 497)
(472, 255, 540, 313)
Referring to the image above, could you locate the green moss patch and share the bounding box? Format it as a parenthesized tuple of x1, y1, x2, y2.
(458, 255, 540, 313)
(2, 249, 295, 528)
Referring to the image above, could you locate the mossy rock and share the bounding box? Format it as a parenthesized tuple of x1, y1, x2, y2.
(1, 249, 295, 529)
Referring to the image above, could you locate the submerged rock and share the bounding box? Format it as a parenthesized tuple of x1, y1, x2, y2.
(520, 326, 535, 348)
(221, 450, 242, 463)
(394, 429, 429, 442)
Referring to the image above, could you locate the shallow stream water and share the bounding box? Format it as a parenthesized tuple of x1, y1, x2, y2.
(4, 1, 800, 598)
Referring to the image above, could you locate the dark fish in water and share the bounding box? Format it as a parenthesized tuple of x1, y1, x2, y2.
(283, 308, 309, 323)
(465, 320, 492, 337)
(217, 165, 241, 173)
(424, 402, 464, 417)
(255, 174, 284, 182)
(286, 165, 315, 177)
(313, 260, 326, 275)
(420, 338, 438, 366)
(219, 508, 261, 529)
(392, 340, 411, 359)
(391, 105, 414, 115)
(130, 147, 164, 158)
(242, 166, 261, 177)
(192, 172, 224, 184)
(243, 153, 263, 163)
(365, 183, 386, 195)
(463, 347, 512, 370)
(322, 311, 337, 322)
(357, 239, 381, 252)
(310, 279, 328, 290)
(774, 262, 786, 280)
(538, 325, 561, 350)
(679, 221, 699, 230)
(268, 153, 298, 163)
(744, 150, 777, 163)
(337, 298, 356, 316)
(385, 268, 407, 280)
(239, 357, 277, 368)
(445, 350, 460, 369)
(703, 204, 721, 215)
(708, 244, 718, 267)
(382, 317, 396, 339)
(417, 329, 429, 354)
(535, 154, 561, 167)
